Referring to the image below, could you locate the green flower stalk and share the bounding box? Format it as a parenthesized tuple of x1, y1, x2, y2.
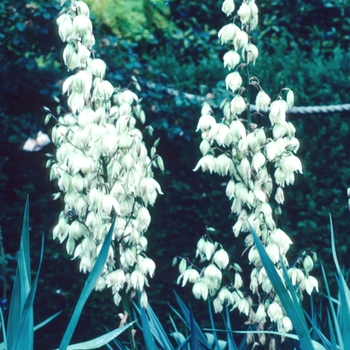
(50, 0, 162, 308)
(177, 0, 317, 345)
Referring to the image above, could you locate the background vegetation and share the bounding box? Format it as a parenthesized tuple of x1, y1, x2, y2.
(1, 0, 350, 348)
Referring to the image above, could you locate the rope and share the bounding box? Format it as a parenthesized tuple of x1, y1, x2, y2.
(143, 80, 350, 115)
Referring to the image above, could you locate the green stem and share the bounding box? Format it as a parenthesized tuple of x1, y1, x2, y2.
(245, 60, 251, 131)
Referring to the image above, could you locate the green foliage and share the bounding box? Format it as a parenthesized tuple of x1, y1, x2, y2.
(84, 0, 178, 42)
(0, 201, 135, 350)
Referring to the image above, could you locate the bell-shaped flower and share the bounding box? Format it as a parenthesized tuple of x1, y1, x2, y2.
(230, 119, 246, 142)
(218, 23, 239, 44)
(221, 0, 235, 16)
(213, 248, 229, 269)
(269, 99, 288, 125)
(237, 2, 250, 24)
(130, 270, 145, 291)
(255, 304, 267, 323)
(233, 29, 248, 51)
(237, 298, 250, 316)
(58, 14, 74, 42)
(267, 302, 283, 323)
(244, 43, 259, 65)
(192, 279, 209, 300)
(196, 114, 216, 132)
(255, 90, 271, 111)
(73, 14, 92, 36)
(223, 50, 241, 70)
(231, 94, 246, 115)
(225, 72, 242, 93)
(88, 58, 106, 78)
(193, 154, 217, 174)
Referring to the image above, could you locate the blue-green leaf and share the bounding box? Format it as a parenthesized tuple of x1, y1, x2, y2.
(62, 321, 136, 349)
(7, 197, 33, 350)
(58, 217, 115, 350)
(12, 235, 44, 350)
(249, 224, 315, 350)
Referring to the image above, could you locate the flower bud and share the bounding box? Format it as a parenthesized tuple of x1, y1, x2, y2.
(287, 89, 294, 109)
(303, 255, 314, 273)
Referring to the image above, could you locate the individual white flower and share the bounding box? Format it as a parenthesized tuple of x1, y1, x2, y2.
(223, 50, 241, 70)
(73, 14, 92, 36)
(199, 139, 211, 155)
(140, 290, 148, 308)
(275, 186, 284, 204)
(177, 268, 200, 287)
(255, 304, 266, 322)
(225, 72, 242, 92)
(204, 264, 222, 284)
(278, 315, 293, 333)
(193, 154, 217, 173)
(282, 154, 303, 174)
(192, 279, 209, 300)
(138, 257, 156, 278)
(213, 297, 224, 313)
(237, 2, 250, 24)
(88, 58, 106, 78)
(255, 90, 271, 111)
(218, 287, 234, 305)
(233, 29, 249, 51)
(244, 43, 259, 65)
(58, 14, 74, 42)
(231, 95, 246, 115)
(221, 0, 235, 16)
(251, 151, 265, 173)
(230, 119, 246, 142)
(269, 100, 288, 125)
(216, 153, 233, 176)
(130, 270, 145, 291)
(213, 248, 230, 269)
(203, 241, 215, 260)
(267, 302, 283, 323)
(237, 298, 250, 316)
(225, 179, 236, 199)
(233, 272, 243, 289)
(266, 243, 280, 264)
(196, 114, 216, 132)
(218, 23, 239, 44)
(209, 123, 232, 146)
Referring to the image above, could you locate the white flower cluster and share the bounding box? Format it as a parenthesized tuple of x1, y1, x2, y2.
(178, 0, 318, 343)
(51, 0, 162, 307)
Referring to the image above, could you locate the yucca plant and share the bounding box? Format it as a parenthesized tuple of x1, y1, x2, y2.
(0, 198, 135, 350)
(242, 214, 350, 350)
